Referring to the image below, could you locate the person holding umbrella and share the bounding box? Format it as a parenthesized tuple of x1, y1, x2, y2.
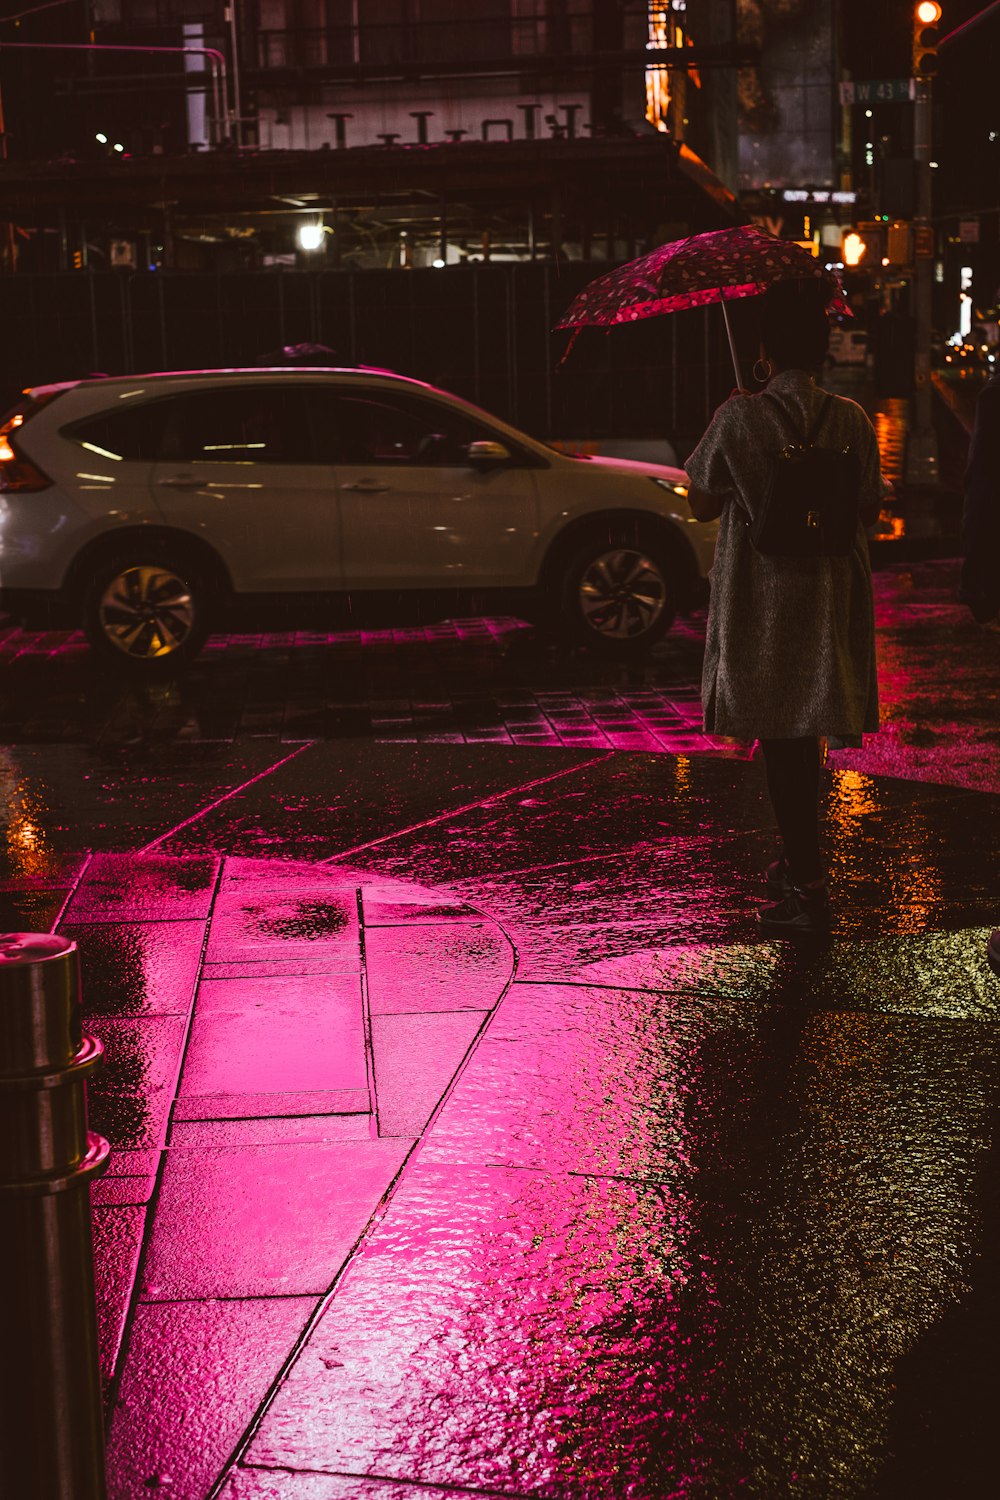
(558, 229, 884, 936)
(684, 278, 884, 935)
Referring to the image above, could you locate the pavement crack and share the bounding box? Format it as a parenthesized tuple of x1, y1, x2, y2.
(320, 752, 611, 863)
(135, 743, 314, 854)
(47, 850, 94, 932)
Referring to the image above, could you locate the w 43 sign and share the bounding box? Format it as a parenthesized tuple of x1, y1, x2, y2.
(839, 79, 917, 105)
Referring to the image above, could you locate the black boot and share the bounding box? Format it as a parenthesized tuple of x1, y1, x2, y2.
(764, 857, 794, 900)
(759, 881, 830, 937)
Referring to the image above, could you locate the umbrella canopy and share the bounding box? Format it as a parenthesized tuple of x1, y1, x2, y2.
(556, 225, 848, 331)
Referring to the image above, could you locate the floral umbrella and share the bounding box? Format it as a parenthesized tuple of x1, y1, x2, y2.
(556, 224, 849, 387)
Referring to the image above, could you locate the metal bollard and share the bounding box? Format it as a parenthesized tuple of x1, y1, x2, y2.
(0, 933, 111, 1499)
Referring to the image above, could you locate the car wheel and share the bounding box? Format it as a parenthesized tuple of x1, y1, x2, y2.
(82, 553, 211, 670)
(556, 528, 678, 657)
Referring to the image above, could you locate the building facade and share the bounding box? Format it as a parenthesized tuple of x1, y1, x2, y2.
(0, 2, 745, 271)
(0, 3, 754, 443)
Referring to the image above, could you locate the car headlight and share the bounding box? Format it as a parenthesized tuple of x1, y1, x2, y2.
(649, 477, 689, 499)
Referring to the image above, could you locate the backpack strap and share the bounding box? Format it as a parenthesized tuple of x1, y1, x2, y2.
(804, 392, 834, 447)
(760, 391, 800, 447)
(761, 390, 834, 450)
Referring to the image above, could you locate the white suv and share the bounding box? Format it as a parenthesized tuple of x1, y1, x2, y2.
(0, 368, 715, 671)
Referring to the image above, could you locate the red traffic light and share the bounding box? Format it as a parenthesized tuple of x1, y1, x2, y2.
(913, 2, 942, 76)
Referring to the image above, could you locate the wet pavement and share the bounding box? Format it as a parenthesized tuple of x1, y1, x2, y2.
(0, 723, 997, 1497)
(0, 612, 719, 754)
(1, 526, 998, 1496)
(0, 557, 996, 792)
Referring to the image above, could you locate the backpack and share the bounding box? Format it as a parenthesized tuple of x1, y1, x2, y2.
(748, 392, 862, 559)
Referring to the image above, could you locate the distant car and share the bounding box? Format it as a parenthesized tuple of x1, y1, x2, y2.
(943, 337, 997, 377)
(826, 327, 870, 368)
(0, 368, 716, 671)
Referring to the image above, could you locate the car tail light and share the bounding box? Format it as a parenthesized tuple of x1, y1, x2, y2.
(0, 391, 61, 492)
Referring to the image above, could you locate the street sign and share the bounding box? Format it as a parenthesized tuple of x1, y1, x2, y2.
(959, 219, 980, 243)
(839, 78, 916, 106)
(915, 225, 935, 258)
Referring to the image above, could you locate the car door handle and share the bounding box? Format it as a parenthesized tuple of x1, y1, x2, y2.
(158, 475, 207, 490)
(340, 479, 390, 493)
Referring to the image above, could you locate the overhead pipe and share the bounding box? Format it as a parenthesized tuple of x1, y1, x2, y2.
(0, 40, 231, 146)
(226, 0, 243, 148)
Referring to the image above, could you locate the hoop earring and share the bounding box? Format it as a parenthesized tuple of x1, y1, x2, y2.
(752, 357, 773, 383)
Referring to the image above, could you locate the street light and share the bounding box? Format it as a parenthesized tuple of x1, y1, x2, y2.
(297, 222, 325, 252)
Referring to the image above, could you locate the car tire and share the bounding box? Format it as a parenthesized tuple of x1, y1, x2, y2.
(555, 525, 679, 658)
(82, 550, 212, 671)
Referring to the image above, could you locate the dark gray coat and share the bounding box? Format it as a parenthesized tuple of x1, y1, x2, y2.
(685, 370, 882, 741)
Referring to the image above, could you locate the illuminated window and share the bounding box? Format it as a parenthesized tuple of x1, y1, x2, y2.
(960, 265, 973, 338)
(646, 5, 674, 133)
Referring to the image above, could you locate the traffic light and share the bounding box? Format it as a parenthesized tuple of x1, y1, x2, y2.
(912, 2, 942, 79)
(842, 224, 886, 268)
(886, 221, 915, 267)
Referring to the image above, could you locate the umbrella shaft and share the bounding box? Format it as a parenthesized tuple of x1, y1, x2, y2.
(720, 300, 744, 390)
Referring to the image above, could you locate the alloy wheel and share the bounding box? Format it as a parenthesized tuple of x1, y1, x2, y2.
(98, 564, 195, 659)
(577, 547, 668, 639)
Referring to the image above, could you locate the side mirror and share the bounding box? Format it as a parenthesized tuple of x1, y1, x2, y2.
(467, 439, 511, 466)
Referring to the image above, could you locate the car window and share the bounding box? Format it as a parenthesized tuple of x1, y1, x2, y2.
(68, 386, 314, 465)
(155, 387, 313, 464)
(68, 402, 173, 463)
(308, 389, 501, 467)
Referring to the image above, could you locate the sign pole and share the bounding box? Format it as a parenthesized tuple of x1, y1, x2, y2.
(906, 73, 938, 482)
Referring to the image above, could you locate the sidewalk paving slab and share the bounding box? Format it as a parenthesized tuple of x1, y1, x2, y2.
(93, 1205, 147, 1384)
(170, 1115, 373, 1147)
(371, 1011, 487, 1138)
(87, 1014, 189, 1152)
(221, 1474, 494, 1499)
(365, 923, 513, 1015)
(107, 1298, 316, 1500)
(140, 1140, 413, 1301)
(179, 974, 368, 1098)
(63, 919, 206, 1018)
(64, 853, 221, 921)
(171, 1089, 374, 1122)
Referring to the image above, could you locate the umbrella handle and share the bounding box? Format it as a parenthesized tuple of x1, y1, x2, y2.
(720, 299, 744, 391)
